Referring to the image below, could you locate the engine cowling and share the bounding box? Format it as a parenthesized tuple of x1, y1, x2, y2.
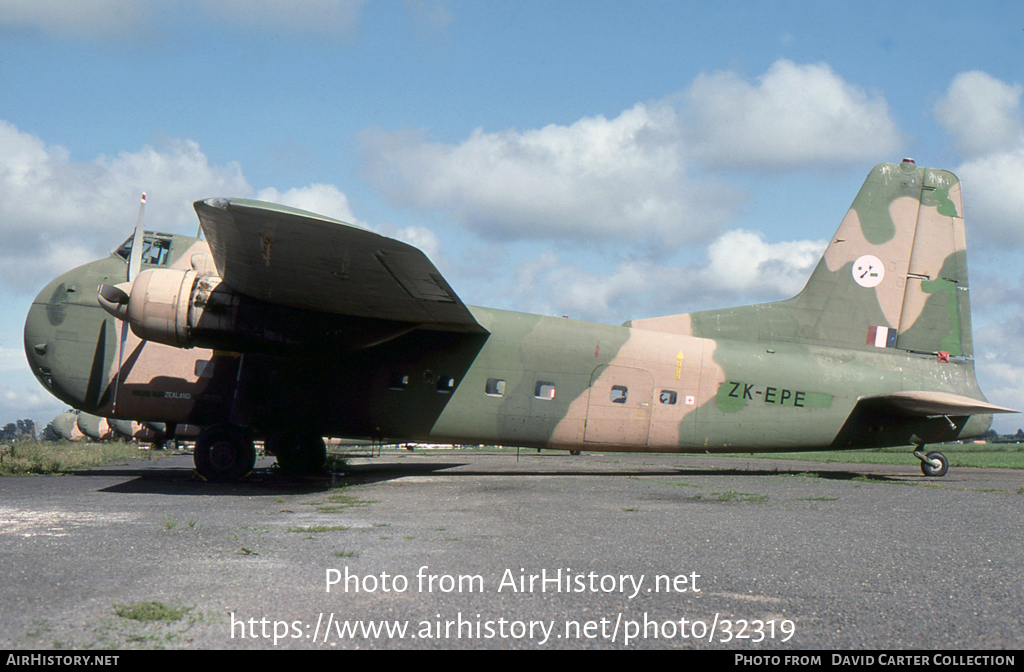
(126, 268, 199, 347)
(106, 267, 414, 354)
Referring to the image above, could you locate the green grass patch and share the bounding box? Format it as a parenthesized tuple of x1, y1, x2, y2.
(332, 549, 359, 557)
(0, 440, 146, 476)
(308, 486, 377, 513)
(695, 489, 768, 503)
(288, 525, 350, 533)
(794, 496, 839, 501)
(325, 454, 348, 471)
(114, 601, 192, 622)
(722, 444, 1024, 470)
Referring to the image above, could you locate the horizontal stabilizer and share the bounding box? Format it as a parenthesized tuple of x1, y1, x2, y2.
(862, 391, 1016, 416)
(194, 198, 485, 332)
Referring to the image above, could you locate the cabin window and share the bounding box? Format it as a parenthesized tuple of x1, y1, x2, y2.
(388, 373, 410, 390)
(194, 360, 213, 378)
(437, 375, 456, 394)
(114, 234, 172, 266)
(141, 238, 172, 266)
(660, 390, 678, 405)
(485, 378, 506, 397)
(535, 381, 556, 400)
(610, 385, 628, 404)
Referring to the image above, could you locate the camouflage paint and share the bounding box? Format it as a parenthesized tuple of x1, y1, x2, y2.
(24, 163, 1011, 459)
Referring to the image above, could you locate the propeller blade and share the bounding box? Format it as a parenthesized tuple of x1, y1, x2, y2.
(112, 192, 145, 411)
(127, 193, 145, 282)
(112, 320, 130, 412)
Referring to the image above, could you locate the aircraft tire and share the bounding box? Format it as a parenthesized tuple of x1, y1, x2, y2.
(269, 431, 327, 475)
(195, 424, 256, 482)
(920, 451, 949, 478)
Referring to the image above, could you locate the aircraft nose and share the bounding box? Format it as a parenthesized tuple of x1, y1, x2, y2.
(24, 284, 59, 392)
(24, 276, 117, 412)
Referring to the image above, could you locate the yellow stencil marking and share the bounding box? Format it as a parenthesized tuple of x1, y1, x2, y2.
(675, 351, 684, 380)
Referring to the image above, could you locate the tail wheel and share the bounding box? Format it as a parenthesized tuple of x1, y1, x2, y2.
(195, 424, 256, 482)
(268, 431, 327, 475)
(920, 451, 949, 478)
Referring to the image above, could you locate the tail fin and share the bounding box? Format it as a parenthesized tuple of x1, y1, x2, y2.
(632, 161, 973, 357)
(785, 160, 971, 356)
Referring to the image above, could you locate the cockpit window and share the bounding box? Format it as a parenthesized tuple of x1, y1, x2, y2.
(114, 234, 172, 266)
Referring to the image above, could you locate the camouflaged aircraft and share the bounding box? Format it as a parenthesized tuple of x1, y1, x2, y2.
(45, 409, 196, 447)
(23, 160, 1015, 481)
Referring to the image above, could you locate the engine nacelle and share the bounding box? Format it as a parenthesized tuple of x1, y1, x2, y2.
(120, 267, 415, 354)
(126, 268, 233, 348)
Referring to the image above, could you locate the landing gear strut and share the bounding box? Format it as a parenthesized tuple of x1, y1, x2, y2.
(914, 449, 949, 478)
(194, 424, 256, 482)
(267, 431, 327, 475)
(911, 428, 950, 478)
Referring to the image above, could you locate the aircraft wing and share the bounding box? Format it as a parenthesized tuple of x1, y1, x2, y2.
(862, 391, 1017, 416)
(194, 198, 485, 332)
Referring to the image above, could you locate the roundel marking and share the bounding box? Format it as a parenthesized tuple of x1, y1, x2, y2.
(852, 255, 884, 288)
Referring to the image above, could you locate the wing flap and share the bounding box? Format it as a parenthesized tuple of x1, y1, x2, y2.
(193, 198, 484, 332)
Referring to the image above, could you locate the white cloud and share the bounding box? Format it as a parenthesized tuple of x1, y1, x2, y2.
(681, 60, 901, 169)
(935, 71, 1023, 159)
(0, 120, 250, 289)
(199, 0, 366, 36)
(0, 0, 366, 38)
(956, 148, 1024, 245)
(361, 60, 899, 248)
(0, 0, 148, 37)
(512, 256, 651, 321)
(0, 120, 366, 292)
(362, 103, 737, 247)
(394, 226, 441, 262)
(698, 229, 826, 296)
(503, 229, 827, 324)
(255, 183, 360, 224)
(932, 72, 1024, 246)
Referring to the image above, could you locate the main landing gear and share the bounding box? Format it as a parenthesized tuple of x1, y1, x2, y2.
(194, 424, 256, 482)
(266, 431, 327, 475)
(193, 425, 329, 481)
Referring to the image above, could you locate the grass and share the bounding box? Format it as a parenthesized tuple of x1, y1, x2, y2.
(693, 489, 768, 503)
(722, 444, 1024, 470)
(114, 601, 193, 622)
(0, 439, 145, 476)
(332, 549, 359, 557)
(309, 487, 377, 513)
(288, 525, 350, 533)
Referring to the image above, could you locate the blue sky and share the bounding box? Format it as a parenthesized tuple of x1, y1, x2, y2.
(2, 0, 1024, 431)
